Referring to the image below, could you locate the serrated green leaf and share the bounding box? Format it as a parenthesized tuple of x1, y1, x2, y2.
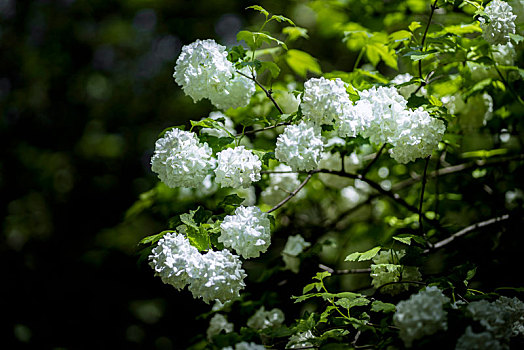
(303, 283, 318, 294)
(335, 297, 369, 309)
(218, 194, 245, 214)
(270, 14, 294, 26)
(138, 230, 173, 245)
(246, 5, 269, 18)
(313, 271, 332, 281)
(371, 300, 396, 313)
(282, 26, 309, 41)
(393, 236, 413, 245)
(158, 125, 185, 138)
(285, 49, 322, 77)
(389, 30, 412, 43)
(190, 118, 222, 130)
(403, 49, 438, 61)
(228, 45, 247, 62)
(186, 225, 211, 252)
(258, 61, 280, 79)
(237, 30, 259, 50)
(408, 21, 422, 33)
(345, 246, 381, 262)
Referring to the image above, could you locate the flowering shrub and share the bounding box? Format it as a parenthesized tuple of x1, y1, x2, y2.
(133, 1, 524, 348)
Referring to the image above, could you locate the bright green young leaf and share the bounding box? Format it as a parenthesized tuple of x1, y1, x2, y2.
(270, 14, 295, 26)
(461, 148, 508, 158)
(408, 21, 422, 32)
(345, 246, 381, 262)
(282, 26, 309, 41)
(252, 32, 288, 50)
(335, 297, 370, 310)
(138, 230, 173, 246)
(403, 49, 438, 61)
(246, 5, 269, 18)
(285, 49, 322, 77)
(237, 30, 259, 50)
(443, 24, 481, 35)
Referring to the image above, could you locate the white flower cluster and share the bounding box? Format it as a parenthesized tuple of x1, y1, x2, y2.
(215, 146, 262, 189)
(301, 77, 351, 126)
(455, 326, 504, 350)
(207, 313, 233, 341)
(282, 234, 311, 273)
(480, 0, 517, 45)
(219, 206, 271, 259)
(173, 39, 255, 110)
(222, 342, 266, 350)
(275, 121, 324, 171)
(151, 129, 215, 188)
(370, 250, 422, 295)
(260, 164, 303, 206)
(247, 306, 285, 329)
(466, 296, 524, 341)
(149, 232, 246, 304)
(358, 86, 445, 163)
(393, 286, 450, 347)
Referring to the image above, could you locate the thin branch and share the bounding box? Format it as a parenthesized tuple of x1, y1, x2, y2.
(319, 264, 371, 275)
(361, 144, 386, 177)
(242, 122, 291, 136)
(374, 280, 427, 295)
(492, 58, 524, 106)
(267, 174, 312, 213)
(425, 214, 511, 252)
(236, 70, 284, 114)
(418, 156, 431, 239)
(414, 0, 438, 93)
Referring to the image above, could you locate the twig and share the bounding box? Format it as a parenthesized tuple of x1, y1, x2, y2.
(267, 174, 312, 213)
(414, 0, 439, 94)
(492, 58, 524, 106)
(418, 156, 431, 239)
(319, 264, 371, 275)
(361, 144, 386, 177)
(242, 122, 291, 136)
(425, 214, 511, 252)
(236, 70, 284, 114)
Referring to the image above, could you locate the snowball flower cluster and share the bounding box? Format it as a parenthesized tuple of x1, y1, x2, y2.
(275, 121, 324, 171)
(393, 286, 450, 347)
(173, 39, 255, 110)
(149, 232, 201, 290)
(370, 250, 421, 295)
(282, 234, 311, 273)
(149, 232, 246, 304)
(247, 306, 285, 329)
(455, 326, 504, 350)
(219, 206, 271, 259)
(207, 314, 233, 341)
(215, 146, 262, 188)
(466, 296, 524, 340)
(260, 164, 303, 206)
(151, 129, 215, 188)
(480, 0, 516, 45)
(286, 330, 315, 349)
(301, 77, 351, 126)
(222, 342, 266, 350)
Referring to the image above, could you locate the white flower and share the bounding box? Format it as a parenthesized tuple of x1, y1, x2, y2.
(467, 296, 524, 340)
(286, 330, 315, 349)
(247, 306, 285, 329)
(388, 108, 446, 163)
(455, 326, 504, 350)
(260, 164, 303, 206)
(189, 249, 246, 304)
(393, 286, 450, 347)
(151, 129, 215, 188)
(493, 42, 517, 66)
(282, 234, 311, 273)
(173, 39, 255, 110)
(215, 146, 262, 188)
(219, 206, 271, 259)
(480, 0, 517, 45)
(209, 67, 256, 110)
(335, 101, 369, 138)
(275, 121, 324, 171)
(301, 77, 351, 126)
(370, 250, 422, 295)
(148, 232, 202, 290)
(223, 342, 266, 350)
(358, 86, 409, 145)
(207, 314, 233, 341)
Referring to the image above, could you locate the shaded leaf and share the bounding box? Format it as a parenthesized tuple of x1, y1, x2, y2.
(345, 246, 381, 262)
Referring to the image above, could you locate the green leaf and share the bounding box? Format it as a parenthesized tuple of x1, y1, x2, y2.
(443, 24, 481, 35)
(461, 148, 508, 158)
(303, 283, 318, 294)
(335, 297, 370, 310)
(228, 45, 247, 62)
(393, 236, 412, 245)
(237, 30, 259, 50)
(408, 21, 422, 33)
(185, 224, 211, 252)
(403, 49, 438, 61)
(246, 5, 269, 18)
(258, 61, 280, 79)
(218, 194, 245, 214)
(198, 135, 235, 153)
(509, 33, 524, 44)
(253, 32, 288, 50)
(285, 49, 322, 78)
(190, 118, 222, 130)
(282, 26, 309, 41)
(261, 151, 276, 166)
(158, 125, 185, 138)
(366, 43, 398, 69)
(344, 246, 381, 262)
(371, 300, 396, 313)
(313, 271, 332, 281)
(270, 14, 295, 26)
(138, 230, 173, 245)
